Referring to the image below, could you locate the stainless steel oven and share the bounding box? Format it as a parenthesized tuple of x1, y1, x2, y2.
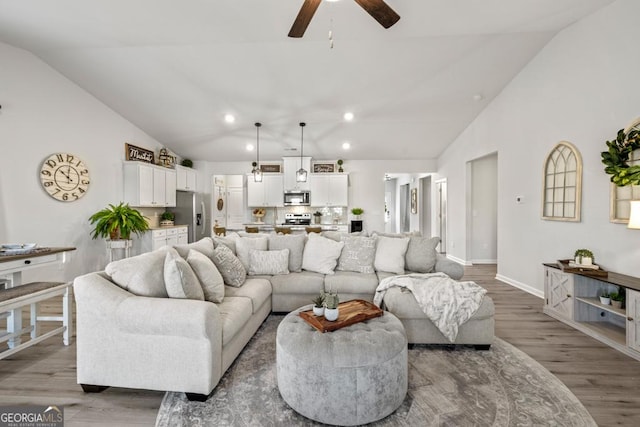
(283, 190, 310, 206)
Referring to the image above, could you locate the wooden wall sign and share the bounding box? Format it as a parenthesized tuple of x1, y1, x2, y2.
(260, 164, 281, 173)
(125, 143, 154, 164)
(313, 163, 335, 173)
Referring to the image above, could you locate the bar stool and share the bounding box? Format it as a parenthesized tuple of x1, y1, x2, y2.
(213, 226, 226, 236)
(305, 227, 322, 234)
(245, 226, 259, 233)
(274, 227, 291, 235)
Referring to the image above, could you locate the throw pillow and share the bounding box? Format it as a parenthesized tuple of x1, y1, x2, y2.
(301, 233, 345, 275)
(336, 235, 377, 274)
(268, 234, 306, 272)
(163, 249, 205, 300)
(173, 237, 215, 259)
(213, 235, 237, 254)
(405, 236, 440, 273)
(235, 236, 269, 271)
(186, 249, 224, 303)
(374, 235, 410, 274)
(248, 249, 290, 275)
(105, 247, 170, 297)
(210, 244, 246, 287)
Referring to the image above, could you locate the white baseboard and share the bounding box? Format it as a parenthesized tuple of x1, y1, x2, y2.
(471, 259, 498, 264)
(446, 254, 472, 266)
(495, 274, 544, 299)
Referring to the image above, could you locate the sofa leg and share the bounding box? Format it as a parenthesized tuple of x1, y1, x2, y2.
(474, 344, 491, 351)
(80, 384, 109, 393)
(185, 392, 212, 402)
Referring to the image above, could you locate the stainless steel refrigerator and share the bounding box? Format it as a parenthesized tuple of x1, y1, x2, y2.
(173, 191, 207, 243)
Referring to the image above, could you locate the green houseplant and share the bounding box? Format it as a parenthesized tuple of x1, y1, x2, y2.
(160, 211, 175, 226)
(351, 207, 364, 217)
(324, 292, 340, 321)
(313, 211, 323, 224)
(89, 202, 148, 240)
(180, 158, 193, 168)
(312, 293, 325, 316)
(574, 249, 594, 265)
(337, 159, 344, 172)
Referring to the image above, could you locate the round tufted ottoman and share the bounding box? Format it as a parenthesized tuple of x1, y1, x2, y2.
(276, 306, 408, 426)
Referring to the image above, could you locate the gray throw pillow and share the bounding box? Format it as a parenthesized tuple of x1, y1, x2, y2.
(235, 236, 269, 271)
(213, 236, 237, 254)
(173, 237, 215, 259)
(405, 236, 440, 273)
(268, 234, 306, 272)
(163, 249, 205, 300)
(337, 235, 377, 274)
(248, 249, 290, 275)
(186, 249, 224, 303)
(210, 244, 246, 287)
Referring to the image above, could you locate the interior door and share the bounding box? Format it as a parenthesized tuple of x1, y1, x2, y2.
(437, 180, 447, 254)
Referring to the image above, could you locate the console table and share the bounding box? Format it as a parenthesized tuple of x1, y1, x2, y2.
(543, 262, 640, 361)
(0, 247, 75, 351)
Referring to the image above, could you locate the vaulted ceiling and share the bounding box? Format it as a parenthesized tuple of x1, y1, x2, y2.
(0, 0, 614, 162)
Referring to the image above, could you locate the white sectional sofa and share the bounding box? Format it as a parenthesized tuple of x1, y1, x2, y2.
(73, 231, 493, 400)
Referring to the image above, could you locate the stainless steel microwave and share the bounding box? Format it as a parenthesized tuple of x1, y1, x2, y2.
(284, 190, 310, 206)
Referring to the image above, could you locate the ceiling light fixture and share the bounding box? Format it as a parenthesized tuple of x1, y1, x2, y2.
(224, 114, 235, 124)
(342, 142, 351, 150)
(253, 122, 263, 182)
(343, 112, 354, 121)
(246, 144, 254, 151)
(296, 122, 308, 182)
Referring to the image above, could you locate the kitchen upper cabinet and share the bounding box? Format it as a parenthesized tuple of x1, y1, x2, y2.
(247, 174, 284, 207)
(309, 174, 348, 207)
(176, 165, 197, 191)
(283, 156, 311, 191)
(123, 161, 176, 207)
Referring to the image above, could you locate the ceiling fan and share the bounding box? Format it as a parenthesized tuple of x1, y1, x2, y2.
(288, 0, 400, 38)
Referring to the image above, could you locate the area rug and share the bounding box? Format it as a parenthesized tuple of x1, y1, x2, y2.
(156, 315, 596, 427)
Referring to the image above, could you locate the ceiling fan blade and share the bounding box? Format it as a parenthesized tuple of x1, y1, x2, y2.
(353, 0, 400, 29)
(288, 0, 322, 38)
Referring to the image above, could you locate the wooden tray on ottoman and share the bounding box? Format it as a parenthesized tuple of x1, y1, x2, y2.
(299, 299, 383, 333)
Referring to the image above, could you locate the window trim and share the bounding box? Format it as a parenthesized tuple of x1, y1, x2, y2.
(541, 141, 582, 222)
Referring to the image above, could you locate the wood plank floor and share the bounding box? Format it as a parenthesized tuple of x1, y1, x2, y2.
(1, 265, 639, 426)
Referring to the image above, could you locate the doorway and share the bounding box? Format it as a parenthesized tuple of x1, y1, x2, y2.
(468, 153, 498, 263)
(436, 180, 447, 254)
(399, 183, 410, 233)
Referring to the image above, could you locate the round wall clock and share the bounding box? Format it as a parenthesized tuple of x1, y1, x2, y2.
(40, 153, 90, 202)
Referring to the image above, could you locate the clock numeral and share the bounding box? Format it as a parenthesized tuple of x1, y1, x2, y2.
(56, 154, 64, 162)
(62, 193, 69, 201)
(71, 192, 79, 200)
(43, 181, 53, 187)
(79, 188, 86, 194)
(80, 169, 88, 175)
(52, 188, 61, 195)
(66, 154, 75, 163)
(46, 159, 57, 168)
(76, 160, 82, 167)
(81, 179, 90, 185)
(41, 170, 52, 176)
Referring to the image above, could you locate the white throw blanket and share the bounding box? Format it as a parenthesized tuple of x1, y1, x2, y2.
(374, 272, 487, 342)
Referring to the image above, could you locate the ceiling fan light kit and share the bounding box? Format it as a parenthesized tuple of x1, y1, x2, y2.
(288, 0, 400, 38)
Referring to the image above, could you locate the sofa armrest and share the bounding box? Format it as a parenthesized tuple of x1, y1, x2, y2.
(435, 255, 464, 280)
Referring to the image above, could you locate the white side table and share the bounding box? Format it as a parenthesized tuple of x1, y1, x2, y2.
(106, 239, 132, 262)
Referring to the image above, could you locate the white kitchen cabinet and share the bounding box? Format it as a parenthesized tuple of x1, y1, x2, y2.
(283, 156, 311, 191)
(247, 174, 283, 207)
(123, 161, 176, 207)
(309, 174, 348, 207)
(135, 226, 187, 254)
(176, 165, 197, 191)
(177, 227, 188, 245)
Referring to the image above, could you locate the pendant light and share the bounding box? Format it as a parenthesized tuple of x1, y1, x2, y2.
(253, 122, 263, 182)
(296, 122, 308, 182)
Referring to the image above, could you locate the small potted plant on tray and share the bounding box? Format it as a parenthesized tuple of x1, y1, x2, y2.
(312, 293, 325, 316)
(599, 290, 611, 305)
(324, 292, 340, 321)
(574, 249, 594, 266)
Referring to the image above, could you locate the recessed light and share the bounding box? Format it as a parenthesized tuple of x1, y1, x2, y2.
(343, 112, 354, 121)
(472, 94, 483, 102)
(342, 142, 351, 150)
(246, 144, 254, 151)
(224, 114, 235, 123)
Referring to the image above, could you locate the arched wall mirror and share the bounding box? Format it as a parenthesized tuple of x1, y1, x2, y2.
(541, 141, 582, 222)
(610, 117, 640, 223)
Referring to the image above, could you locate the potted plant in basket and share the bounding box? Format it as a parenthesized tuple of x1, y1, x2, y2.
(574, 249, 594, 266)
(610, 287, 625, 309)
(89, 202, 149, 241)
(313, 211, 323, 224)
(351, 207, 364, 220)
(312, 293, 325, 316)
(160, 211, 175, 226)
(324, 292, 340, 321)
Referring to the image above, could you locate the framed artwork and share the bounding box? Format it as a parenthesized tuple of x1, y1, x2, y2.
(411, 188, 418, 214)
(125, 143, 154, 164)
(313, 163, 335, 173)
(260, 164, 281, 173)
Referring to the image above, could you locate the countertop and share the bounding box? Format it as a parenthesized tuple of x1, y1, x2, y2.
(148, 224, 189, 230)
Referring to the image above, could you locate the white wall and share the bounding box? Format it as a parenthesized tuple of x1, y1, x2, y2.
(469, 153, 498, 263)
(0, 42, 165, 282)
(437, 0, 640, 295)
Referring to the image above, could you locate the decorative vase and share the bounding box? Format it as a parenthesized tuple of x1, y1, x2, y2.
(324, 307, 339, 321)
(314, 216, 321, 224)
(599, 296, 611, 305)
(581, 257, 593, 266)
(313, 306, 324, 316)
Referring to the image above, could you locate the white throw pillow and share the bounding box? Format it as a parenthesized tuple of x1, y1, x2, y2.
(374, 235, 410, 274)
(174, 237, 215, 259)
(235, 236, 269, 271)
(163, 249, 205, 300)
(301, 233, 345, 275)
(186, 249, 224, 303)
(105, 246, 170, 297)
(248, 249, 290, 275)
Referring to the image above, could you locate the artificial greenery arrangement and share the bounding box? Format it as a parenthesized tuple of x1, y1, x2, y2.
(574, 248, 594, 263)
(313, 211, 323, 217)
(610, 286, 625, 302)
(312, 293, 325, 308)
(337, 159, 344, 172)
(180, 159, 193, 168)
(161, 211, 175, 221)
(351, 207, 364, 216)
(89, 202, 149, 240)
(601, 127, 640, 186)
(324, 292, 339, 309)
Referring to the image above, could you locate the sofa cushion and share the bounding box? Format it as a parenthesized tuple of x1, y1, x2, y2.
(210, 244, 246, 287)
(235, 236, 269, 271)
(336, 235, 377, 274)
(405, 236, 440, 273)
(301, 233, 345, 275)
(186, 249, 224, 303)
(173, 237, 215, 259)
(213, 236, 237, 254)
(374, 236, 409, 274)
(324, 271, 379, 295)
(248, 249, 290, 276)
(382, 287, 495, 320)
(216, 297, 253, 346)
(105, 247, 170, 297)
(269, 271, 325, 295)
(163, 249, 205, 300)
(224, 278, 272, 314)
(268, 234, 306, 272)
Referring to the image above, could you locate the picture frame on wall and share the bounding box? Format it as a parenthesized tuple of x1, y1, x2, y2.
(125, 143, 154, 164)
(411, 188, 418, 214)
(313, 163, 335, 173)
(260, 164, 281, 173)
